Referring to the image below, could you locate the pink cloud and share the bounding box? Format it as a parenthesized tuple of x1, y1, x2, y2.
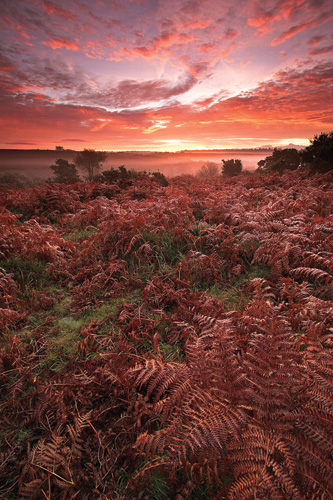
(5, 141, 37, 145)
(42, 1, 75, 21)
(197, 43, 219, 54)
(31, 93, 56, 101)
(62, 138, 88, 142)
(65, 74, 197, 108)
(223, 28, 240, 41)
(308, 44, 333, 55)
(42, 38, 80, 51)
(272, 10, 333, 45)
(184, 20, 211, 30)
(179, 58, 211, 77)
(248, 0, 332, 41)
(1, 0, 332, 151)
(248, 11, 281, 35)
(4, 15, 32, 41)
(128, 30, 197, 59)
(308, 35, 328, 46)
(0, 54, 15, 73)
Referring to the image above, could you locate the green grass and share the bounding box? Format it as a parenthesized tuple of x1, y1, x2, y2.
(247, 263, 271, 280)
(63, 228, 96, 242)
(190, 221, 209, 236)
(53, 295, 72, 315)
(17, 429, 29, 441)
(209, 283, 247, 311)
(0, 256, 49, 289)
(208, 264, 271, 311)
(147, 471, 170, 500)
(79, 289, 142, 320)
(139, 230, 185, 265)
(37, 317, 82, 370)
(159, 342, 184, 362)
(50, 317, 82, 353)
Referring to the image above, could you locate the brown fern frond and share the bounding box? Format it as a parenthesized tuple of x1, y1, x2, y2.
(19, 479, 44, 499)
(228, 427, 303, 500)
(133, 359, 190, 403)
(0, 307, 25, 330)
(127, 456, 173, 491)
(303, 251, 333, 271)
(291, 266, 332, 283)
(67, 410, 93, 458)
(31, 436, 66, 469)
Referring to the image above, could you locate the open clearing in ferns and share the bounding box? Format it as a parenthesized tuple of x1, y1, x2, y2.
(0, 169, 332, 499)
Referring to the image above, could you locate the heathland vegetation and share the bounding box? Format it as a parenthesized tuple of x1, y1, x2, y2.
(0, 133, 332, 499)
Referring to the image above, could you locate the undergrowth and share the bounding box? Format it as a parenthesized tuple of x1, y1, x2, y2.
(0, 170, 332, 499)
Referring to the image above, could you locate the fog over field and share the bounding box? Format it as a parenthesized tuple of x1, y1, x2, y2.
(0, 149, 272, 180)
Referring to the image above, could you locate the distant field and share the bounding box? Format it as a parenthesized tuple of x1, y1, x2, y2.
(0, 149, 271, 179)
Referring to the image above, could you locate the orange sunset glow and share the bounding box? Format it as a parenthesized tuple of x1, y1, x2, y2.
(1, 0, 333, 151)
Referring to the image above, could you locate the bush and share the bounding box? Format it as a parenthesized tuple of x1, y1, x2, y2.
(257, 148, 300, 173)
(300, 131, 333, 173)
(222, 158, 242, 176)
(197, 162, 220, 178)
(0, 173, 32, 188)
(151, 171, 169, 186)
(99, 165, 132, 183)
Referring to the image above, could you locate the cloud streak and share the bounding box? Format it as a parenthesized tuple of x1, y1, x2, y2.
(63, 73, 197, 109)
(271, 9, 333, 46)
(42, 37, 80, 51)
(0, 0, 332, 150)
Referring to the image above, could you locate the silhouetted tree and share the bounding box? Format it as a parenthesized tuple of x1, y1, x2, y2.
(257, 148, 300, 173)
(197, 162, 220, 178)
(300, 131, 333, 173)
(55, 146, 64, 151)
(222, 158, 242, 175)
(50, 159, 79, 183)
(74, 149, 108, 180)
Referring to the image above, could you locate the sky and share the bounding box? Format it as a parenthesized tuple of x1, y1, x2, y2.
(0, 0, 333, 151)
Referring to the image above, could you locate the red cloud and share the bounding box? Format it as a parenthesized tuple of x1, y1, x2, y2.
(272, 10, 333, 45)
(42, 38, 80, 51)
(66, 74, 197, 109)
(5, 141, 37, 145)
(4, 16, 32, 41)
(42, 1, 75, 20)
(308, 44, 333, 56)
(0, 54, 15, 73)
(32, 93, 56, 101)
(197, 43, 219, 54)
(196, 43, 235, 60)
(249, 0, 333, 40)
(62, 138, 88, 142)
(127, 31, 197, 59)
(248, 11, 280, 35)
(184, 20, 210, 30)
(223, 28, 240, 41)
(308, 35, 328, 46)
(248, 0, 299, 35)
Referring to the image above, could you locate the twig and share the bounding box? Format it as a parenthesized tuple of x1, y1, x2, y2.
(31, 463, 75, 485)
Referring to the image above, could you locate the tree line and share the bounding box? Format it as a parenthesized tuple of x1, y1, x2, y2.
(198, 131, 333, 177)
(0, 132, 332, 188)
(49, 149, 168, 186)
